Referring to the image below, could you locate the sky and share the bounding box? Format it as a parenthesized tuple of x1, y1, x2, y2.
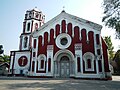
(0, 0, 120, 55)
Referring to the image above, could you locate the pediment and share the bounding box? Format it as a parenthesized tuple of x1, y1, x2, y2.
(32, 10, 102, 37)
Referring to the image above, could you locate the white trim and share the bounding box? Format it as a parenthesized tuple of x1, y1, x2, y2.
(100, 36, 105, 77)
(94, 33, 99, 74)
(48, 34, 50, 43)
(42, 35, 44, 46)
(46, 45, 54, 75)
(75, 73, 104, 78)
(79, 29, 81, 40)
(25, 21, 32, 33)
(74, 43, 83, 75)
(21, 35, 30, 50)
(10, 56, 14, 70)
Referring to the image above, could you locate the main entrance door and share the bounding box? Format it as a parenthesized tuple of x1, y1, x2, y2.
(60, 56, 70, 78)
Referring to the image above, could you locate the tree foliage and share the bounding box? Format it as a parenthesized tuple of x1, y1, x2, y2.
(102, 0, 120, 39)
(0, 55, 10, 63)
(104, 36, 114, 60)
(113, 50, 120, 73)
(0, 45, 4, 54)
(0, 45, 10, 63)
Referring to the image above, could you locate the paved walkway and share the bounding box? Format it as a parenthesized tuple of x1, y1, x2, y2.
(0, 76, 120, 90)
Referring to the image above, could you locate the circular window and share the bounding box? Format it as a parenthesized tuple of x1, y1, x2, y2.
(60, 37, 68, 45)
(56, 33, 71, 49)
(18, 56, 28, 67)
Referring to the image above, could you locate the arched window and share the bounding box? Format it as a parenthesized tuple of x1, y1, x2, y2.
(27, 22, 30, 31)
(87, 59, 91, 69)
(40, 59, 44, 69)
(48, 58, 51, 72)
(37, 54, 46, 71)
(24, 37, 28, 48)
(77, 57, 81, 72)
(83, 52, 94, 71)
(96, 34, 100, 45)
(33, 39, 36, 48)
(32, 61, 35, 72)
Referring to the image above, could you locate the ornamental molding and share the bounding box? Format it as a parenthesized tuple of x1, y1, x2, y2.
(83, 52, 94, 61)
(37, 54, 46, 61)
(47, 45, 54, 51)
(75, 43, 82, 50)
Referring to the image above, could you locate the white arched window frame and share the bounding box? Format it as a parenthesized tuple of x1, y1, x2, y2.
(37, 54, 46, 71)
(83, 52, 95, 71)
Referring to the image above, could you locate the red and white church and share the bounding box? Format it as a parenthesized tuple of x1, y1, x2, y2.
(9, 8, 112, 79)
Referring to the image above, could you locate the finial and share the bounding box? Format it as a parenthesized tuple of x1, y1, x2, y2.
(63, 6, 65, 10)
(62, 6, 65, 12)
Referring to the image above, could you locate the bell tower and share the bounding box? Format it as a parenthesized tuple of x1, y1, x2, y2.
(19, 7, 45, 50)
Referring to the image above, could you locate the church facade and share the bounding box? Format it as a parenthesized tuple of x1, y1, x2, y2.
(9, 8, 112, 79)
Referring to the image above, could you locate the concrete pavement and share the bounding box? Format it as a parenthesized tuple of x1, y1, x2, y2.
(0, 76, 120, 90)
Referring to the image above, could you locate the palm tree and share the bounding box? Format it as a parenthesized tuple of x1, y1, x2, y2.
(0, 45, 10, 63)
(0, 55, 10, 63)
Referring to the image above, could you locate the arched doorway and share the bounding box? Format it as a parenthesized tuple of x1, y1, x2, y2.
(60, 56, 70, 78)
(54, 50, 75, 78)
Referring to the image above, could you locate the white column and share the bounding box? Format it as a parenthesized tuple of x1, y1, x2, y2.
(42, 35, 44, 46)
(34, 59, 37, 75)
(86, 32, 89, 41)
(79, 29, 81, 41)
(94, 34, 99, 74)
(48, 34, 50, 43)
(96, 58, 99, 74)
(72, 27, 74, 38)
(74, 56, 77, 75)
(60, 25, 62, 33)
(47, 45, 53, 76)
(75, 43, 82, 76)
(80, 52, 83, 74)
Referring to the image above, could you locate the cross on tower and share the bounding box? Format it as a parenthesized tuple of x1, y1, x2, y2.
(21, 57, 25, 65)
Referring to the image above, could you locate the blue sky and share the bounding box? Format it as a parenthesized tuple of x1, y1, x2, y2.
(0, 0, 120, 55)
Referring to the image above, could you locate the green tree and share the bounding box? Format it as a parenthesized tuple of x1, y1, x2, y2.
(104, 36, 114, 60)
(0, 45, 4, 54)
(113, 50, 120, 73)
(0, 45, 10, 63)
(0, 55, 10, 63)
(102, 0, 120, 39)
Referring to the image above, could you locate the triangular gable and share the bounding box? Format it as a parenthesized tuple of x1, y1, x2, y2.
(32, 11, 102, 36)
